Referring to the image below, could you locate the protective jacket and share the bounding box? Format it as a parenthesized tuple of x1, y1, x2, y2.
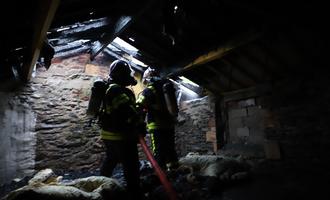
(136, 78, 178, 169)
(100, 82, 142, 140)
(136, 79, 176, 132)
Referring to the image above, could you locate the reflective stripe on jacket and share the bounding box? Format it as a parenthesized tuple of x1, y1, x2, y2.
(101, 130, 124, 140)
(136, 81, 175, 131)
(101, 83, 139, 140)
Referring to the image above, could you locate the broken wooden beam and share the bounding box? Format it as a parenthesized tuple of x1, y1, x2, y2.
(89, 16, 132, 60)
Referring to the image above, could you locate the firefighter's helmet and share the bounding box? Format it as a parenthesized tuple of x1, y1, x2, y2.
(109, 60, 137, 86)
(142, 67, 160, 85)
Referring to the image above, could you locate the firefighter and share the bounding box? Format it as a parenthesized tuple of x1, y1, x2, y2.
(136, 67, 179, 171)
(99, 60, 145, 199)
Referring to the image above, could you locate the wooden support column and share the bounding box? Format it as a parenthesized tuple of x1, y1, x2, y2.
(22, 0, 60, 82)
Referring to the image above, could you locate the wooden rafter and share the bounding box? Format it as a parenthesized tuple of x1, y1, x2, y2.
(22, 0, 60, 81)
(168, 30, 261, 77)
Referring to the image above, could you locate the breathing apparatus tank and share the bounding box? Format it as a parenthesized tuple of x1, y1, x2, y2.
(87, 79, 108, 116)
(163, 81, 179, 117)
(143, 67, 178, 117)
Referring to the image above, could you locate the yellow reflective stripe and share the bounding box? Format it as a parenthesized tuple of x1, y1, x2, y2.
(150, 132, 156, 153)
(101, 130, 123, 140)
(136, 95, 145, 104)
(147, 122, 159, 131)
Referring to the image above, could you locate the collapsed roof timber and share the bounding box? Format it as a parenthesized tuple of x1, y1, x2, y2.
(0, 0, 328, 94)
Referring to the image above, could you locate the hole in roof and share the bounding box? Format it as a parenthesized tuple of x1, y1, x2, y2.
(107, 37, 148, 69)
(111, 37, 138, 52)
(179, 76, 200, 87)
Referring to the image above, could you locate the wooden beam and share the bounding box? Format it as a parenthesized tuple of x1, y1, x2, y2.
(48, 20, 113, 46)
(168, 30, 261, 77)
(221, 59, 256, 87)
(89, 0, 155, 60)
(122, 28, 177, 64)
(192, 67, 226, 94)
(184, 31, 261, 69)
(22, 0, 60, 81)
(188, 74, 223, 95)
(211, 60, 247, 88)
(90, 15, 133, 60)
(226, 52, 263, 83)
(223, 86, 258, 102)
(236, 46, 280, 78)
(206, 64, 242, 90)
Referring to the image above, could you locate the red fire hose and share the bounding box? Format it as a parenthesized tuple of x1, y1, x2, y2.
(139, 135, 178, 200)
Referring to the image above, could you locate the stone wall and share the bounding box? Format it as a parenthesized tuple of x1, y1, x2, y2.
(220, 68, 330, 165)
(0, 54, 111, 185)
(175, 96, 216, 156)
(0, 91, 36, 185)
(32, 54, 105, 171)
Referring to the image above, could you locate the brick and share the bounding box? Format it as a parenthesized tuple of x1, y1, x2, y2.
(85, 64, 101, 76)
(206, 131, 216, 142)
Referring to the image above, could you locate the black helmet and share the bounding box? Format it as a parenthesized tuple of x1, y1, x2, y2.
(109, 60, 137, 86)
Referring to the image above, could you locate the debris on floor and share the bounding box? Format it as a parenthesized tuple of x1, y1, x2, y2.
(1, 154, 252, 200)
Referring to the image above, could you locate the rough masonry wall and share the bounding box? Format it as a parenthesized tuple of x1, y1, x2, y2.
(32, 54, 106, 171)
(1, 53, 220, 184)
(175, 96, 216, 157)
(0, 54, 113, 185)
(0, 91, 36, 185)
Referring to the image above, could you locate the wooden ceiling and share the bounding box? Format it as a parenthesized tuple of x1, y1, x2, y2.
(1, 0, 328, 94)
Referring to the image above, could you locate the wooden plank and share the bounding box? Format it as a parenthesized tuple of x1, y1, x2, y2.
(90, 16, 132, 60)
(22, 0, 60, 81)
(89, 0, 155, 60)
(168, 30, 261, 77)
(206, 64, 242, 90)
(184, 31, 261, 69)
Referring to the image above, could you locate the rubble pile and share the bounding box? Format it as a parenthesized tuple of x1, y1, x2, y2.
(1, 154, 252, 200)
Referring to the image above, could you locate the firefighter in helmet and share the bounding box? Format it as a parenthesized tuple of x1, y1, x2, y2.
(99, 60, 145, 199)
(136, 67, 179, 170)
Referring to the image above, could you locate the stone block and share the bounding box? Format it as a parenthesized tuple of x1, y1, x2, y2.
(247, 106, 261, 116)
(237, 127, 249, 137)
(238, 98, 255, 107)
